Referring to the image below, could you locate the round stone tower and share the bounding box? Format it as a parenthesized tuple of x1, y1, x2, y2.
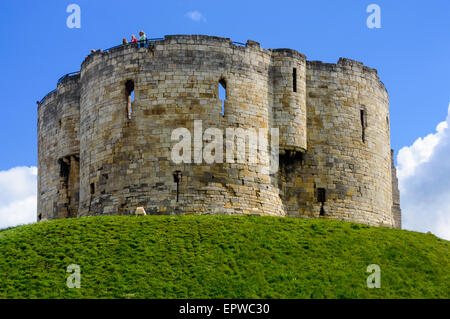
(38, 73, 80, 220)
(78, 35, 285, 217)
(37, 35, 400, 228)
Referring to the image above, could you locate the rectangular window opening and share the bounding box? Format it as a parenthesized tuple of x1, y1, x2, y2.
(317, 188, 326, 216)
(293, 68, 297, 92)
(126, 80, 135, 120)
(317, 188, 326, 203)
(219, 79, 226, 116)
(360, 109, 366, 143)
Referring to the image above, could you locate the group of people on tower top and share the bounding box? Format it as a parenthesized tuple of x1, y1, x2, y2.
(122, 30, 147, 48)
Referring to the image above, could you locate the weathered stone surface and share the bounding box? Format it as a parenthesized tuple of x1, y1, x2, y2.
(37, 35, 401, 228)
(391, 150, 402, 228)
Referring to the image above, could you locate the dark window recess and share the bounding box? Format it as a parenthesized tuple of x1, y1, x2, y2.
(90, 183, 95, 195)
(219, 79, 226, 116)
(58, 155, 79, 218)
(59, 158, 70, 178)
(125, 80, 135, 120)
(317, 188, 326, 216)
(279, 151, 304, 175)
(317, 188, 326, 202)
(293, 68, 297, 92)
(173, 171, 183, 202)
(38, 213, 42, 221)
(360, 109, 367, 143)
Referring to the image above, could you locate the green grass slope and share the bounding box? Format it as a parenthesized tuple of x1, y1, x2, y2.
(0, 215, 448, 299)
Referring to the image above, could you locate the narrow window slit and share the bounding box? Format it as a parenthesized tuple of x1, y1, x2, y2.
(219, 79, 226, 116)
(125, 80, 135, 120)
(317, 188, 326, 216)
(173, 171, 183, 202)
(360, 109, 366, 143)
(293, 68, 297, 92)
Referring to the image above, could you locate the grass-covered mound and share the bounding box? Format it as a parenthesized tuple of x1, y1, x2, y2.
(0, 215, 448, 299)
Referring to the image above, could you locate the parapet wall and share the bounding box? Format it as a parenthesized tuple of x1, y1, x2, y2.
(37, 34, 400, 228)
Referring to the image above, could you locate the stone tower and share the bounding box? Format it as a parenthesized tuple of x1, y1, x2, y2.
(37, 35, 401, 228)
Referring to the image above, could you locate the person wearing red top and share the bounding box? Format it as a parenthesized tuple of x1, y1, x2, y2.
(131, 34, 138, 44)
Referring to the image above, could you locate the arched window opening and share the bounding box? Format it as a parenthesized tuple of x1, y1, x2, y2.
(219, 79, 226, 116)
(360, 108, 367, 143)
(293, 68, 297, 92)
(125, 80, 135, 120)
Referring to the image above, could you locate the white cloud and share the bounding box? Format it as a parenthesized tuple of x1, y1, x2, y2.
(397, 120, 447, 180)
(397, 103, 450, 240)
(0, 166, 37, 230)
(185, 10, 206, 22)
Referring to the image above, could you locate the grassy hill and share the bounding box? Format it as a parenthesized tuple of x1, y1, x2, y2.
(0, 215, 448, 299)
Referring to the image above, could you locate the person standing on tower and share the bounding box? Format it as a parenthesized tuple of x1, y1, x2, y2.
(139, 30, 147, 48)
(131, 34, 138, 44)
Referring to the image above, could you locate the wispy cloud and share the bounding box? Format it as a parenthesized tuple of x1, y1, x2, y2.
(397, 103, 450, 240)
(0, 166, 37, 230)
(185, 10, 207, 22)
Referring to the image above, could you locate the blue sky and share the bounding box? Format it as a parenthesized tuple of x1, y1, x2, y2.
(0, 0, 449, 238)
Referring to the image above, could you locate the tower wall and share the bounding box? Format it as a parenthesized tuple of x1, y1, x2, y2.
(78, 35, 284, 217)
(281, 58, 393, 226)
(271, 49, 307, 153)
(37, 35, 400, 227)
(37, 74, 80, 220)
(391, 149, 402, 228)
(38, 92, 58, 220)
